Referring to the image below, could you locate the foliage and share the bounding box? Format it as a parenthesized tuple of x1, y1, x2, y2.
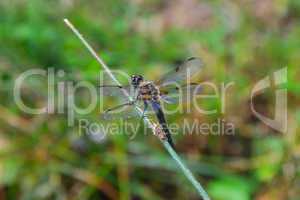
(0, 0, 299, 199)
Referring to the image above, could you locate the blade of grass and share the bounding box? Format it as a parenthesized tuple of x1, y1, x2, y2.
(63, 18, 210, 200)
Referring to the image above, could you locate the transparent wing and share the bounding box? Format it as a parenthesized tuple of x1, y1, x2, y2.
(100, 102, 140, 121)
(155, 57, 204, 86)
(98, 85, 135, 102)
(99, 70, 134, 100)
(160, 83, 202, 104)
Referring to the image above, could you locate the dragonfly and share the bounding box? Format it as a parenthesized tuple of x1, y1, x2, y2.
(99, 57, 204, 149)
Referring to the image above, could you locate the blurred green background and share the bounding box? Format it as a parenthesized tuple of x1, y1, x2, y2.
(0, 0, 299, 199)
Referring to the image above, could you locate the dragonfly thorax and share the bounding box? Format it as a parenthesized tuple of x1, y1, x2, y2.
(137, 81, 160, 101)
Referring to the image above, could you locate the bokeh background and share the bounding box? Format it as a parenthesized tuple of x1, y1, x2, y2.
(0, 0, 300, 199)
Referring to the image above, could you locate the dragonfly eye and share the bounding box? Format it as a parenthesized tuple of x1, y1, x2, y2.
(131, 75, 143, 86)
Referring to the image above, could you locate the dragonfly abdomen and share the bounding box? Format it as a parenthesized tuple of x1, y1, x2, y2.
(150, 101, 175, 149)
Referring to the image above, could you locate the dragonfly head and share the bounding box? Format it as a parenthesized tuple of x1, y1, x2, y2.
(131, 75, 144, 88)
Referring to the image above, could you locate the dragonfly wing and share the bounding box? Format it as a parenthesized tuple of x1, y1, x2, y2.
(100, 102, 140, 121)
(160, 83, 202, 104)
(99, 70, 134, 99)
(99, 85, 134, 102)
(156, 57, 204, 86)
(161, 95, 179, 104)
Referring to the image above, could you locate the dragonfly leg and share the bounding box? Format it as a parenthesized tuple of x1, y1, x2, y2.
(141, 101, 148, 118)
(137, 101, 148, 126)
(98, 85, 123, 88)
(137, 101, 148, 131)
